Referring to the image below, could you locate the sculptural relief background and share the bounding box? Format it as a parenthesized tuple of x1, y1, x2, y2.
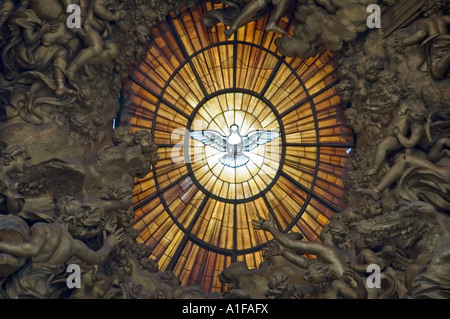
(0, 0, 449, 299)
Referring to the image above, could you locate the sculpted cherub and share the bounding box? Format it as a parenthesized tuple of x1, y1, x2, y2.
(393, 0, 450, 80)
(265, 272, 296, 299)
(0, 212, 125, 298)
(252, 214, 348, 280)
(357, 137, 450, 209)
(56, 196, 106, 239)
(65, 0, 126, 81)
(0, 145, 30, 215)
(366, 99, 427, 176)
(303, 264, 367, 299)
(111, 125, 135, 148)
(1, 3, 76, 96)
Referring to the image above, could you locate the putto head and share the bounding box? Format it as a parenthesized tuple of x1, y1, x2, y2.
(1, 144, 30, 173)
(422, 0, 444, 17)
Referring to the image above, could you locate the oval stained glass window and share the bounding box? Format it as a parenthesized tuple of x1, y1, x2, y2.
(119, 1, 354, 292)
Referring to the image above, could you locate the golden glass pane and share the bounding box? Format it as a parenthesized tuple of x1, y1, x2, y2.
(189, 93, 282, 201)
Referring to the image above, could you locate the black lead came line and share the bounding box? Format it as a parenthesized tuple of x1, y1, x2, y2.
(127, 74, 192, 121)
(166, 194, 211, 271)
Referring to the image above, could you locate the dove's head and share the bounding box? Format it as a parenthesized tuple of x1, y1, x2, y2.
(230, 125, 239, 134)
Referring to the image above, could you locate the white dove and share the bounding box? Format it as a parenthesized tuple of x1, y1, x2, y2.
(189, 124, 280, 168)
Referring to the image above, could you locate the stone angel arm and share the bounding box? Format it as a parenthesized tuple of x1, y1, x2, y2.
(335, 269, 368, 299)
(392, 122, 424, 149)
(21, 18, 54, 44)
(394, 28, 428, 53)
(350, 248, 386, 274)
(252, 214, 329, 257)
(73, 225, 126, 265)
(428, 138, 450, 163)
(0, 223, 47, 258)
(279, 249, 316, 270)
(264, 240, 314, 269)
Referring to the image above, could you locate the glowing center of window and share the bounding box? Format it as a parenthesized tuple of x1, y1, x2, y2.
(188, 93, 282, 201)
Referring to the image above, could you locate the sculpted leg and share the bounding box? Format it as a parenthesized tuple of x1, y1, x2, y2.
(430, 54, 450, 80)
(375, 154, 407, 191)
(367, 137, 401, 176)
(53, 51, 77, 96)
(90, 40, 120, 64)
(66, 26, 104, 81)
(315, 0, 337, 13)
(225, 0, 269, 39)
(357, 154, 407, 200)
(265, 0, 290, 35)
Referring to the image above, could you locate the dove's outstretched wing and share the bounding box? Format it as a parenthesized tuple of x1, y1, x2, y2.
(243, 131, 280, 152)
(189, 130, 227, 152)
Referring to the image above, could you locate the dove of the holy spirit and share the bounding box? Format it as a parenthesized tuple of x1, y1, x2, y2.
(189, 125, 280, 168)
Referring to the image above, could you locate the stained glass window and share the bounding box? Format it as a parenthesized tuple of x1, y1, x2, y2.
(119, 1, 354, 293)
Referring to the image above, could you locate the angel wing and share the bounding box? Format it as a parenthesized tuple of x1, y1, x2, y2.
(189, 130, 227, 152)
(17, 159, 85, 196)
(243, 130, 280, 152)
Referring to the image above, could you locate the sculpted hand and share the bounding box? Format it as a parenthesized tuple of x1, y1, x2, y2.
(113, 10, 126, 21)
(74, 28, 88, 41)
(99, 217, 106, 230)
(102, 215, 116, 233)
(263, 243, 285, 259)
(49, 21, 59, 33)
(252, 214, 276, 232)
(393, 39, 405, 54)
(343, 268, 361, 283)
(436, 137, 450, 148)
(42, 22, 51, 33)
(0, 180, 7, 193)
(390, 124, 400, 136)
(103, 225, 126, 248)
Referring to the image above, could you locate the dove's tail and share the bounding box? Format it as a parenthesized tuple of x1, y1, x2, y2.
(219, 153, 249, 168)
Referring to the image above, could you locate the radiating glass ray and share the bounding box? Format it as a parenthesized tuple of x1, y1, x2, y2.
(173, 241, 232, 292)
(236, 251, 265, 271)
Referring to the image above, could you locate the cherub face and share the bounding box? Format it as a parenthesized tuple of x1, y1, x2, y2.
(397, 103, 409, 116)
(335, 80, 353, 102)
(305, 266, 330, 292)
(117, 209, 132, 227)
(12, 155, 26, 173)
(363, 235, 383, 249)
(423, 2, 443, 17)
(0, 1, 14, 27)
(365, 69, 379, 82)
(136, 25, 150, 45)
